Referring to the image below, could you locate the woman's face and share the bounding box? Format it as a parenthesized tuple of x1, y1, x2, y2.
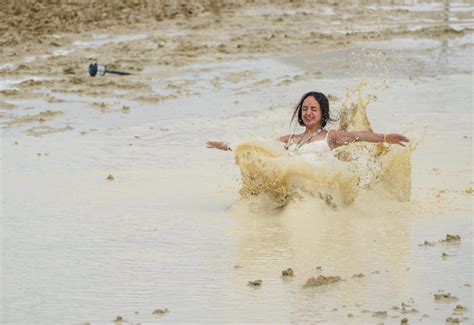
(301, 96, 322, 128)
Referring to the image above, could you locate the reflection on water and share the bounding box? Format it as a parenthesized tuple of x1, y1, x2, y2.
(232, 193, 472, 323)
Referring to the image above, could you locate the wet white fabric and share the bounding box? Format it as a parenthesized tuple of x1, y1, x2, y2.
(298, 131, 331, 154)
(288, 131, 332, 164)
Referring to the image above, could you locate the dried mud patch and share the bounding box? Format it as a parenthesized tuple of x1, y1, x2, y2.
(4, 110, 64, 127)
(303, 275, 342, 288)
(440, 234, 461, 244)
(434, 292, 459, 303)
(26, 125, 73, 137)
(0, 101, 16, 110)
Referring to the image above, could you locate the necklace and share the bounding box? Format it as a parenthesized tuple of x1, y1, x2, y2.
(295, 128, 322, 149)
(287, 128, 323, 156)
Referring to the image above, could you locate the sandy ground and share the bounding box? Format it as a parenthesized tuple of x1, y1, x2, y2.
(1, 0, 473, 324)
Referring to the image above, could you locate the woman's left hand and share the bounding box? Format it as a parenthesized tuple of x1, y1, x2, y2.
(207, 141, 230, 151)
(386, 134, 409, 146)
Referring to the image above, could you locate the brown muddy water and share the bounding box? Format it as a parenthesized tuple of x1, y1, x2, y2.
(1, 0, 473, 324)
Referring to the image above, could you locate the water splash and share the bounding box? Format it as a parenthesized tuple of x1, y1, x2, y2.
(233, 81, 413, 210)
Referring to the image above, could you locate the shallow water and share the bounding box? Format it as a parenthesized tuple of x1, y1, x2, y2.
(2, 68, 472, 325)
(1, 1, 473, 324)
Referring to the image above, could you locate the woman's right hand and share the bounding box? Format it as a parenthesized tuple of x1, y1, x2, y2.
(206, 141, 231, 151)
(385, 134, 410, 146)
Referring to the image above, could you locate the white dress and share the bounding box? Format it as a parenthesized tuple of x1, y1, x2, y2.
(287, 131, 332, 165)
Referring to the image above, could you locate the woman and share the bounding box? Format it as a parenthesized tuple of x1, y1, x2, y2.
(207, 91, 409, 155)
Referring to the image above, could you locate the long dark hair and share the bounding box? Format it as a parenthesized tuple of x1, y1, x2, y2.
(290, 91, 336, 128)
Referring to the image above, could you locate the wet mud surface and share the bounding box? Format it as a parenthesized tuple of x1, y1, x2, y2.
(1, 0, 472, 324)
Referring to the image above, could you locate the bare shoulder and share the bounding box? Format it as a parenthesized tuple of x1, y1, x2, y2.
(328, 130, 351, 139)
(326, 129, 345, 148)
(327, 129, 341, 140)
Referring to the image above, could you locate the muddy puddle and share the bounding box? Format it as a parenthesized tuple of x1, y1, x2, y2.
(1, 0, 472, 323)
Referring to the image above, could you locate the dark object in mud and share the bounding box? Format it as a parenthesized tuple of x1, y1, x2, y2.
(351, 273, 365, 278)
(446, 317, 461, 324)
(315, 192, 337, 209)
(281, 268, 294, 276)
(372, 310, 387, 318)
(248, 279, 262, 286)
(152, 308, 169, 315)
(303, 275, 341, 287)
(453, 304, 467, 313)
(400, 317, 408, 324)
(88, 63, 131, 77)
(419, 240, 435, 246)
(434, 292, 459, 303)
(440, 234, 461, 243)
(113, 316, 123, 322)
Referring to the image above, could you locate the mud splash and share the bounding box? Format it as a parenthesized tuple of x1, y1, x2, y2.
(233, 82, 413, 209)
(234, 141, 357, 208)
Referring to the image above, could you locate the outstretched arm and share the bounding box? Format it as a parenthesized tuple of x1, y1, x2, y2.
(208, 135, 293, 151)
(328, 130, 409, 149)
(207, 141, 232, 151)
